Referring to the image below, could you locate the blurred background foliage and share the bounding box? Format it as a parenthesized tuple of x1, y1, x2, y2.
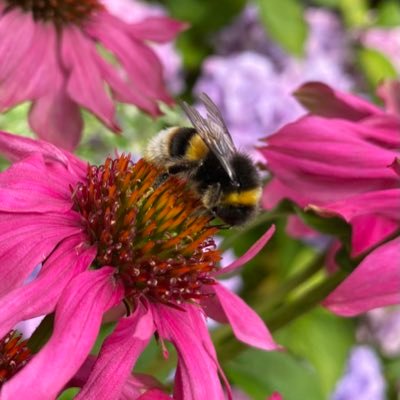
(1, 0, 399, 399)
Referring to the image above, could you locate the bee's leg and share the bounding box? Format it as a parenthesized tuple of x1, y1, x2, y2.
(203, 183, 222, 208)
(153, 172, 169, 188)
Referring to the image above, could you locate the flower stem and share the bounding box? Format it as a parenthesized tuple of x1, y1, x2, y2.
(214, 268, 348, 363)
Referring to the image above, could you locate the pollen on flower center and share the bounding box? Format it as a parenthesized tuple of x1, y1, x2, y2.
(4, 0, 103, 26)
(72, 156, 221, 305)
(0, 330, 31, 387)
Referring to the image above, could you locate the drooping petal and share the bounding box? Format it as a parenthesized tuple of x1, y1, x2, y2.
(204, 283, 279, 351)
(1, 267, 124, 400)
(137, 389, 171, 399)
(351, 215, 399, 257)
(0, 130, 86, 178)
(293, 82, 383, 120)
(308, 189, 400, 222)
(0, 212, 82, 296)
(357, 115, 400, 149)
(29, 88, 83, 151)
(152, 303, 226, 400)
(86, 12, 172, 105)
(0, 8, 36, 80)
(0, 236, 95, 339)
(216, 225, 275, 276)
(127, 17, 188, 43)
(61, 25, 119, 132)
(0, 19, 57, 111)
(323, 238, 400, 316)
(262, 116, 398, 204)
(76, 301, 155, 400)
(0, 154, 78, 213)
(94, 50, 159, 115)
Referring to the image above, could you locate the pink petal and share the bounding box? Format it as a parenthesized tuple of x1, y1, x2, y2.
(216, 225, 275, 275)
(152, 303, 226, 400)
(293, 82, 383, 120)
(94, 50, 160, 115)
(206, 283, 279, 351)
(262, 116, 398, 204)
(0, 212, 82, 296)
(351, 215, 399, 257)
(323, 238, 400, 316)
(262, 177, 311, 209)
(76, 302, 155, 400)
(0, 154, 78, 213)
(137, 389, 171, 399)
(268, 393, 283, 400)
(2, 267, 124, 399)
(377, 80, 400, 117)
(29, 88, 83, 151)
(0, 130, 86, 178)
(0, 20, 58, 111)
(0, 237, 95, 339)
(357, 115, 400, 148)
(120, 375, 165, 400)
(61, 25, 119, 132)
(308, 189, 400, 222)
(86, 12, 172, 104)
(128, 17, 188, 43)
(0, 9, 36, 80)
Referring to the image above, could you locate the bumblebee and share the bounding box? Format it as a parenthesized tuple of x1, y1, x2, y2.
(144, 93, 261, 226)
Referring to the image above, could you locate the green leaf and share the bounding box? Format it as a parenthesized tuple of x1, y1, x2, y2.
(276, 307, 355, 397)
(358, 47, 398, 90)
(339, 0, 369, 27)
(255, 0, 308, 57)
(226, 348, 325, 400)
(376, 0, 400, 27)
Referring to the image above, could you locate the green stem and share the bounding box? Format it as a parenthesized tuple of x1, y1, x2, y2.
(214, 269, 348, 363)
(264, 269, 348, 331)
(256, 251, 326, 314)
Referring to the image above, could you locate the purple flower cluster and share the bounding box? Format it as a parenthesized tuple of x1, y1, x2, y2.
(194, 6, 354, 159)
(331, 346, 386, 400)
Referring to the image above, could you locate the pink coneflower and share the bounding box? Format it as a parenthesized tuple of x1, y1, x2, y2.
(260, 81, 400, 316)
(0, 330, 31, 387)
(0, 0, 186, 150)
(0, 131, 277, 399)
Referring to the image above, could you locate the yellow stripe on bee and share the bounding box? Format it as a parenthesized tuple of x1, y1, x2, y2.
(186, 134, 209, 161)
(222, 188, 261, 206)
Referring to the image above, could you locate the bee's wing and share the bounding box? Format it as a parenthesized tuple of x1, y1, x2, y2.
(180, 95, 237, 183)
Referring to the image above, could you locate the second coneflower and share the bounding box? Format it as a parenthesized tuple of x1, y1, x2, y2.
(0, 131, 277, 399)
(0, 0, 186, 150)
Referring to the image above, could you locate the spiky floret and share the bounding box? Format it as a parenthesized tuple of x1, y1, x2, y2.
(0, 330, 31, 386)
(4, 0, 103, 26)
(72, 156, 221, 306)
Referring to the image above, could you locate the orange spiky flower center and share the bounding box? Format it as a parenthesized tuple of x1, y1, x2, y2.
(4, 0, 103, 26)
(72, 156, 221, 306)
(0, 330, 31, 387)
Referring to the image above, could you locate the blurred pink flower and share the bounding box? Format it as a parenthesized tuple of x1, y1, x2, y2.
(0, 131, 278, 399)
(102, 0, 184, 94)
(0, 0, 186, 150)
(260, 81, 400, 316)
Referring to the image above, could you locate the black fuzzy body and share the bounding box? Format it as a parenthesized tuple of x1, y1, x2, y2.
(166, 128, 261, 226)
